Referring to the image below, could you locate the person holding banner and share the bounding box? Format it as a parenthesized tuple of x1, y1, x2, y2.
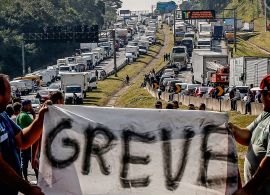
(0, 74, 46, 195)
(229, 74, 270, 195)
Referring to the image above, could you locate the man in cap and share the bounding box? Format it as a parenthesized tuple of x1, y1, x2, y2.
(0, 74, 46, 195)
(17, 99, 36, 182)
(229, 74, 270, 195)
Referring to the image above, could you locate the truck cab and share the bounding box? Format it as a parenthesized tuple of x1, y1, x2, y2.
(64, 85, 84, 104)
(196, 38, 212, 49)
(171, 46, 188, 70)
(126, 45, 139, 61)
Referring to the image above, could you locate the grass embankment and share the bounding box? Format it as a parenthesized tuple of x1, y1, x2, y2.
(233, 38, 269, 57)
(225, 0, 261, 22)
(84, 27, 165, 106)
(115, 28, 173, 108)
(249, 32, 270, 53)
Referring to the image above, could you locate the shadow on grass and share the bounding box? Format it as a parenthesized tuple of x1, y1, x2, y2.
(136, 60, 148, 65)
(85, 96, 101, 100)
(148, 49, 159, 54)
(105, 77, 123, 81)
(146, 53, 158, 58)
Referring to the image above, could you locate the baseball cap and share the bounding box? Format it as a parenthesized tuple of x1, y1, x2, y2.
(259, 74, 270, 91)
(22, 99, 31, 106)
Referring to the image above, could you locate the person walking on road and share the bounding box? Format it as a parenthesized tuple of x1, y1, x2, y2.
(17, 99, 37, 182)
(0, 74, 46, 195)
(229, 74, 270, 195)
(95, 69, 99, 80)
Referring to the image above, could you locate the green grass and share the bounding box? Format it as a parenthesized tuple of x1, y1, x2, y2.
(225, 0, 261, 22)
(233, 38, 269, 57)
(249, 31, 270, 53)
(228, 111, 257, 183)
(83, 28, 164, 106)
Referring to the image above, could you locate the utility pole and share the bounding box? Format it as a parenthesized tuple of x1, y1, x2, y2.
(265, 0, 268, 32)
(173, 9, 176, 45)
(112, 29, 117, 77)
(22, 41, 25, 76)
(233, 9, 237, 52)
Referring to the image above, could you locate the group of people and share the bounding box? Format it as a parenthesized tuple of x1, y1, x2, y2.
(163, 53, 171, 62)
(1, 71, 270, 195)
(0, 74, 66, 195)
(154, 100, 206, 111)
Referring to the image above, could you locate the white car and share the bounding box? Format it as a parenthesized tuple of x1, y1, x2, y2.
(31, 99, 41, 113)
(48, 83, 61, 92)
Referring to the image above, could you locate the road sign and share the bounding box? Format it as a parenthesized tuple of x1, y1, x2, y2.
(153, 83, 159, 90)
(156, 1, 177, 13)
(175, 84, 181, 94)
(216, 86, 224, 97)
(182, 10, 216, 20)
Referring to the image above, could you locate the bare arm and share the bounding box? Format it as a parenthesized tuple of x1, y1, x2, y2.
(15, 105, 48, 150)
(228, 122, 251, 146)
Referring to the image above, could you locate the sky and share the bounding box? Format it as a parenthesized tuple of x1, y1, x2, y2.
(121, 0, 182, 11)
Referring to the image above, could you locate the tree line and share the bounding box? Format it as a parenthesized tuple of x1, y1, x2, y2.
(0, 0, 122, 78)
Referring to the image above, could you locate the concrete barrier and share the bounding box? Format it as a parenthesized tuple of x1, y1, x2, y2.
(146, 84, 263, 115)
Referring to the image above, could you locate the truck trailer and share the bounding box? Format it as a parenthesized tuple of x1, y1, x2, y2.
(192, 50, 228, 85)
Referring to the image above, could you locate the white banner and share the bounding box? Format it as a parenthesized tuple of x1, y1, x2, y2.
(38, 106, 238, 195)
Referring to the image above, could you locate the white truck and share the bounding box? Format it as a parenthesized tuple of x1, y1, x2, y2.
(171, 46, 188, 70)
(92, 48, 105, 63)
(126, 45, 139, 61)
(57, 59, 66, 66)
(80, 43, 98, 53)
(79, 53, 96, 69)
(229, 57, 270, 87)
(192, 50, 228, 85)
(61, 72, 91, 104)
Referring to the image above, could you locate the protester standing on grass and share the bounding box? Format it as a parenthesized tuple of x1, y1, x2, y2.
(0, 74, 46, 195)
(229, 74, 270, 195)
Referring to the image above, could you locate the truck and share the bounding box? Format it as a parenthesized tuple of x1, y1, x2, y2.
(173, 24, 186, 45)
(79, 53, 96, 69)
(229, 57, 270, 87)
(61, 72, 91, 104)
(92, 48, 105, 63)
(242, 22, 254, 32)
(171, 46, 188, 70)
(57, 59, 66, 66)
(80, 43, 98, 53)
(206, 61, 229, 86)
(212, 26, 223, 40)
(115, 28, 128, 46)
(125, 45, 139, 61)
(192, 50, 228, 85)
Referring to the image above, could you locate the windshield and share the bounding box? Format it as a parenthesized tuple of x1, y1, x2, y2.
(60, 67, 70, 71)
(67, 58, 75, 63)
(31, 99, 40, 104)
(139, 46, 146, 50)
(238, 87, 249, 94)
(39, 91, 49, 96)
(179, 84, 187, 89)
(185, 34, 194, 38)
(49, 84, 59, 89)
(200, 87, 209, 92)
(172, 47, 185, 53)
(66, 86, 82, 93)
(182, 40, 192, 45)
(198, 41, 210, 45)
